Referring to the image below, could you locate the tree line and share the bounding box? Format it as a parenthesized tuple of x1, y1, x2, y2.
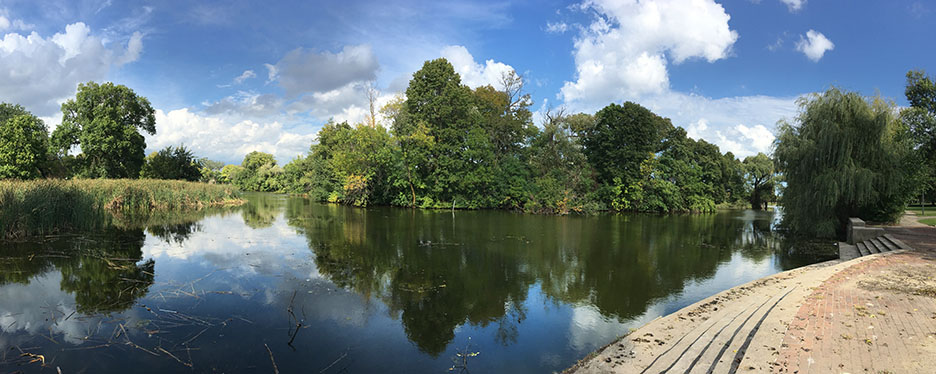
(2, 58, 934, 238)
(220, 58, 772, 214)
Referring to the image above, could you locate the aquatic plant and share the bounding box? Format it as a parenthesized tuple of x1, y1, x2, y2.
(0, 179, 243, 240)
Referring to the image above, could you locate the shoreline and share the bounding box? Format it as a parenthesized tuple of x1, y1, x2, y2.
(565, 219, 936, 373)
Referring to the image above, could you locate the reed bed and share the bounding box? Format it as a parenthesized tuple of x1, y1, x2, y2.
(0, 179, 244, 240)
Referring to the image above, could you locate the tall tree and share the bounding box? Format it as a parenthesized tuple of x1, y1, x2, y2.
(742, 153, 775, 210)
(399, 58, 478, 206)
(774, 88, 917, 238)
(0, 104, 49, 180)
(903, 70, 936, 201)
(51, 82, 156, 178)
(583, 102, 670, 187)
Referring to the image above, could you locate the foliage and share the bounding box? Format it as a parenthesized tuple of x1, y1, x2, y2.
(51, 82, 156, 178)
(0, 179, 243, 240)
(198, 158, 225, 183)
(774, 87, 918, 238)
(583, 102, 670, 187)
(903, 70, 936, 198)
(0, 103, 49, 179)
(230, 151, 286, 192)
(140, 145, 202, 181)
(742, 153, 775, 210)
(270, 58, 752, 214)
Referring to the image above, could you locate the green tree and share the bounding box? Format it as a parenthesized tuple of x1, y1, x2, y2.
(0, 103, 48, 179)
(51, 82, 156, 178)
(583, 102, 670, 188)
(774, 88, 918, 238)
(232, 151, 284, 192)
(743, 153, 775, 210)
(140, 145, 202, 181)
(198, 158, 225, 183)
(903, 70, 936, 202)
(400, 58, 479, 206)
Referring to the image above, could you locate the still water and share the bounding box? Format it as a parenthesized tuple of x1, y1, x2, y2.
(0, 193, 834, 373)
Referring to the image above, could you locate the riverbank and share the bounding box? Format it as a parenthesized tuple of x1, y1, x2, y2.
(0, 179, 244, 240)
(566, 221, 936, 373)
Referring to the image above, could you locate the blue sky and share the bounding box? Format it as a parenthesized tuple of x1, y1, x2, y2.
(0, 0, 934, 164)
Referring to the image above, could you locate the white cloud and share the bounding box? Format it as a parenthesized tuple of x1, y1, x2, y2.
(0, 22, 143, 116)
(270, 45, 379, 97)
(264, 63, 278, 83)
(645, 92, 796, 158)
(795, 30, 834, 62)
(146, 108, 316, 164)
(560, 0, 739, 104)
(233, 69, 256, 84)
(0, 8, 31, 31)
(780, 0, 805, 12)
(686, 119, 708, 140)
(440, 45, 516, 88)
(554, 0, 803, 158)
(734, 124, 775, 154)
(546, 21, 569, 33)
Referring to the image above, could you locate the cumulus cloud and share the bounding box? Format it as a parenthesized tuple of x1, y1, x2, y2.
(145, 108, 316, 164)
(270, 45, 379, 97)
(0, 8, 32, 31)
(795, 30, 834, 62)
(560, 0, 738, 104)
(780, 0, 805, 12)
(642, 91, 797, 158)
(554, 0, 803, 158)
(0, 22, 143, 116)
(440, 45, 516, 88)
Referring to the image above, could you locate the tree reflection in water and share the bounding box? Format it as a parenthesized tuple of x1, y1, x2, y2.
(282, 197, 833, 356)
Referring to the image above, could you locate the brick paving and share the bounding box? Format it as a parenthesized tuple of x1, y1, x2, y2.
(775, 252, 936, 374)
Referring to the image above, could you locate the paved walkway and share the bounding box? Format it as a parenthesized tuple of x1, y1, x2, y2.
(776, 251, 936, 373)
(567, 222, 936, 374)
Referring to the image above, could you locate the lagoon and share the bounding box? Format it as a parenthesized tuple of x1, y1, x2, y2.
(0, 193, 833, 373)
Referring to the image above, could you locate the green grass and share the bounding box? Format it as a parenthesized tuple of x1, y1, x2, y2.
(0, 179, 244, 240)
(919, 217, 936, 226)
(909, 209, 936, 217)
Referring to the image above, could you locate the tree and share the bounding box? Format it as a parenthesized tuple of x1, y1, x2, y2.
(140, 145, 202, 181)
(51, 82, 156, 178)
(903, 70, 936, 203)
(583, 102, 670, 187)
(198, 158, 225, 183)
(0, 104, 48, 179)
(743, 153, 775, 210)
(232, 151, 285, 192)
(774, 88, 918, 238)
(400, 58, 478, 206)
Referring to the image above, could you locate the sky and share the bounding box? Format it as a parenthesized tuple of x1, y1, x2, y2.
(1, 0, 934, 164)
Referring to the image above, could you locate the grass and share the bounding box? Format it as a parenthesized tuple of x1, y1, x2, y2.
(919, 217, 936, 226)
(0, 179, 244, 240)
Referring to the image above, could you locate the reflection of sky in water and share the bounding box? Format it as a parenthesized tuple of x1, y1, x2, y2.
(0, 197, 832, 373)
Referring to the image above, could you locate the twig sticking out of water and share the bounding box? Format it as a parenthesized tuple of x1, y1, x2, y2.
(286, 290, 304, 348)
(319, 350, 348, 373)
(264, 343, 280, 374)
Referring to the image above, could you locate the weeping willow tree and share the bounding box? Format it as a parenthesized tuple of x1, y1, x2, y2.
(774, 88, 918, 238)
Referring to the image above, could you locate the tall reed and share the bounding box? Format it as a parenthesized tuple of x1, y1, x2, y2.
(0, 179, 243, 240)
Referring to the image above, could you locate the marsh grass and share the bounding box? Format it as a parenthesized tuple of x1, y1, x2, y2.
(0, 179, 244, 240)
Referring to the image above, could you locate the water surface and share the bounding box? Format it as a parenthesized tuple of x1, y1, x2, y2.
(0, 193, 834, 373)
